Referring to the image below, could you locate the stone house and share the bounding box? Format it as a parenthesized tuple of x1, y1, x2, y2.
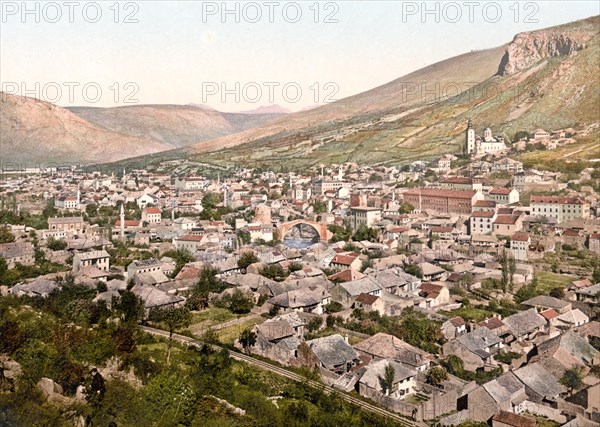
(358, 359, 417, 399)
(353, 332, 431, 372)
(304, 334, 360, 374)
(442, 327, 503, 371)
(72, 250, 110, 272)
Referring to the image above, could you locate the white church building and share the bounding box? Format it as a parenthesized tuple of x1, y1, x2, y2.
(465, 119, 507, 155)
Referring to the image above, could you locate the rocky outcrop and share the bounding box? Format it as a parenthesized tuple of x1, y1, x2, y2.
(0, 356, 23, 392)
(498, 32, 591, 76)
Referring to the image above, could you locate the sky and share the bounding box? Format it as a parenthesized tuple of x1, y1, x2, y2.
(1, 1, 598, 111)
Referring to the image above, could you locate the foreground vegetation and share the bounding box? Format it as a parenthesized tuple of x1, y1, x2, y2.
(0, 288, 398, 426)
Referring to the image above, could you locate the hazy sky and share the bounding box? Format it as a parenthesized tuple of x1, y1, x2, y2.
(1, 1, 598, 111)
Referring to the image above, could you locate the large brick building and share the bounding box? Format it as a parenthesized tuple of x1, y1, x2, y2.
(403, 188, 480, 215)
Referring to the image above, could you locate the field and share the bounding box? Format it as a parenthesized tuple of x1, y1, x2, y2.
(534, 271, 574, 293)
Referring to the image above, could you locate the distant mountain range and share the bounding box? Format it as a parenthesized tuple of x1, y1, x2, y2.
(1, 16, 598, 168)
(0, 98, 286, 164)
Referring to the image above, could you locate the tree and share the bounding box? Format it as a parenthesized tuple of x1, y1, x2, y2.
(46, 236, 68, 251)
(307, 316, 323, 332)
(194, 266, 227, 297)
(86, 203, 98, 217)
(403, 262, 423, 279)
(259, 264, 286, 281)
(560, 366, 584, 394)
(114, 290, 144, 325)
(426, 366, 449, 387)
(312, 201, 327, 214)
(398, 203, 414, 214)
(378, 363, 395, 396)
(499, 250, 515, 293)
(460, 272, 474, 291)
(549, 287, 565, 299)
(352, 225, 377, 242)
(0, 256, 7, 281)
(237, 229, 251, 246)
(201, 192, 220, 210)
(215, 289, 254, 314)
(0, 225, 15, 243)
(163, 249, 194, 277)
(150, 306, 192, 365)
(238, 251, 259, 270)
(239, 328, 256, 353)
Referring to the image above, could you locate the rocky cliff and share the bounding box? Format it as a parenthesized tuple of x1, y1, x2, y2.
(497, 16, 598, 76)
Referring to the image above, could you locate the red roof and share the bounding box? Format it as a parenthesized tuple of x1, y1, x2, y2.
(176, 235, 203, 242)
(473, 200, 496, 207)
(540, 308, 559, 320)
(440, 177, 478, 184)
(144, 207, 161, 214)
(471, 211, 495, 218)
(511, 233, 530, 242)
(570, 279, 592, 288)
(404, 188, 477, 199)
(331, 254, 359, 266)
(114, 220, 142, 227)
(490, 188, 512, 195)
(431, 226, 453, 233)
(449, 316, 466, 327)
(530, 196, 588, 205)
(328, 269, 364, 282)
(494, 215, 520, 225)
(355, 293, 380, 305)
(478, 317, 504, 330)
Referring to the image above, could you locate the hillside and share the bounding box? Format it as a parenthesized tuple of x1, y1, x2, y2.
(0, 96, 286, 165)
(179, 15, 599, 169)
(68, 105, 286, 149)
(0, 94, 172, 165)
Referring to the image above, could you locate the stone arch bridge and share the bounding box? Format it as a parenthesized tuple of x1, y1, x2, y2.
(277, 220, 331, 242)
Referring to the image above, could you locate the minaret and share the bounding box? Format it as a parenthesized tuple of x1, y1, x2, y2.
(223, 185, 228, 208)
(466, 118, 475, 155)
(338, 165, 343, 181)
(76, 186, 81, 207)
(120, 203, 125, 240)
(289, 172, 293, 189)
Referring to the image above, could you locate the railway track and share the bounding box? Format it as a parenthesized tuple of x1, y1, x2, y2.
(142, 326, 416, 426)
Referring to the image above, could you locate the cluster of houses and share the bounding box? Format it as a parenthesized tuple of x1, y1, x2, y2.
(1, 134, 599, 425)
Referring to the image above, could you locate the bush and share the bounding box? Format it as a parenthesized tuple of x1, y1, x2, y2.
(238, 251, 259, 269)
(324, 301, 343, 313)
(46, 237, 68, 251)
(214, 289, 254, 314)
(307, 317, 323, 332)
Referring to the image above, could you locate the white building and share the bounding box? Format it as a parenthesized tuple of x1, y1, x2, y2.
(174, 177, 206, 191)
(530, 196, 590, 223)
(510, 233, 530, 261)
(142, 207, 162, 224)
(348, 207, 382, 231)
(136, 193, 157, 209)
(73, 250, 110, 272)
(487, 188, 520, 205)
(469, 211, 496, 235)
(466, 119, 507, 155)
(127, 258, 163, 280)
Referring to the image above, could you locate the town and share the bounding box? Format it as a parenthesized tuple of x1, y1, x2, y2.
(1, 121, 599, 427)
